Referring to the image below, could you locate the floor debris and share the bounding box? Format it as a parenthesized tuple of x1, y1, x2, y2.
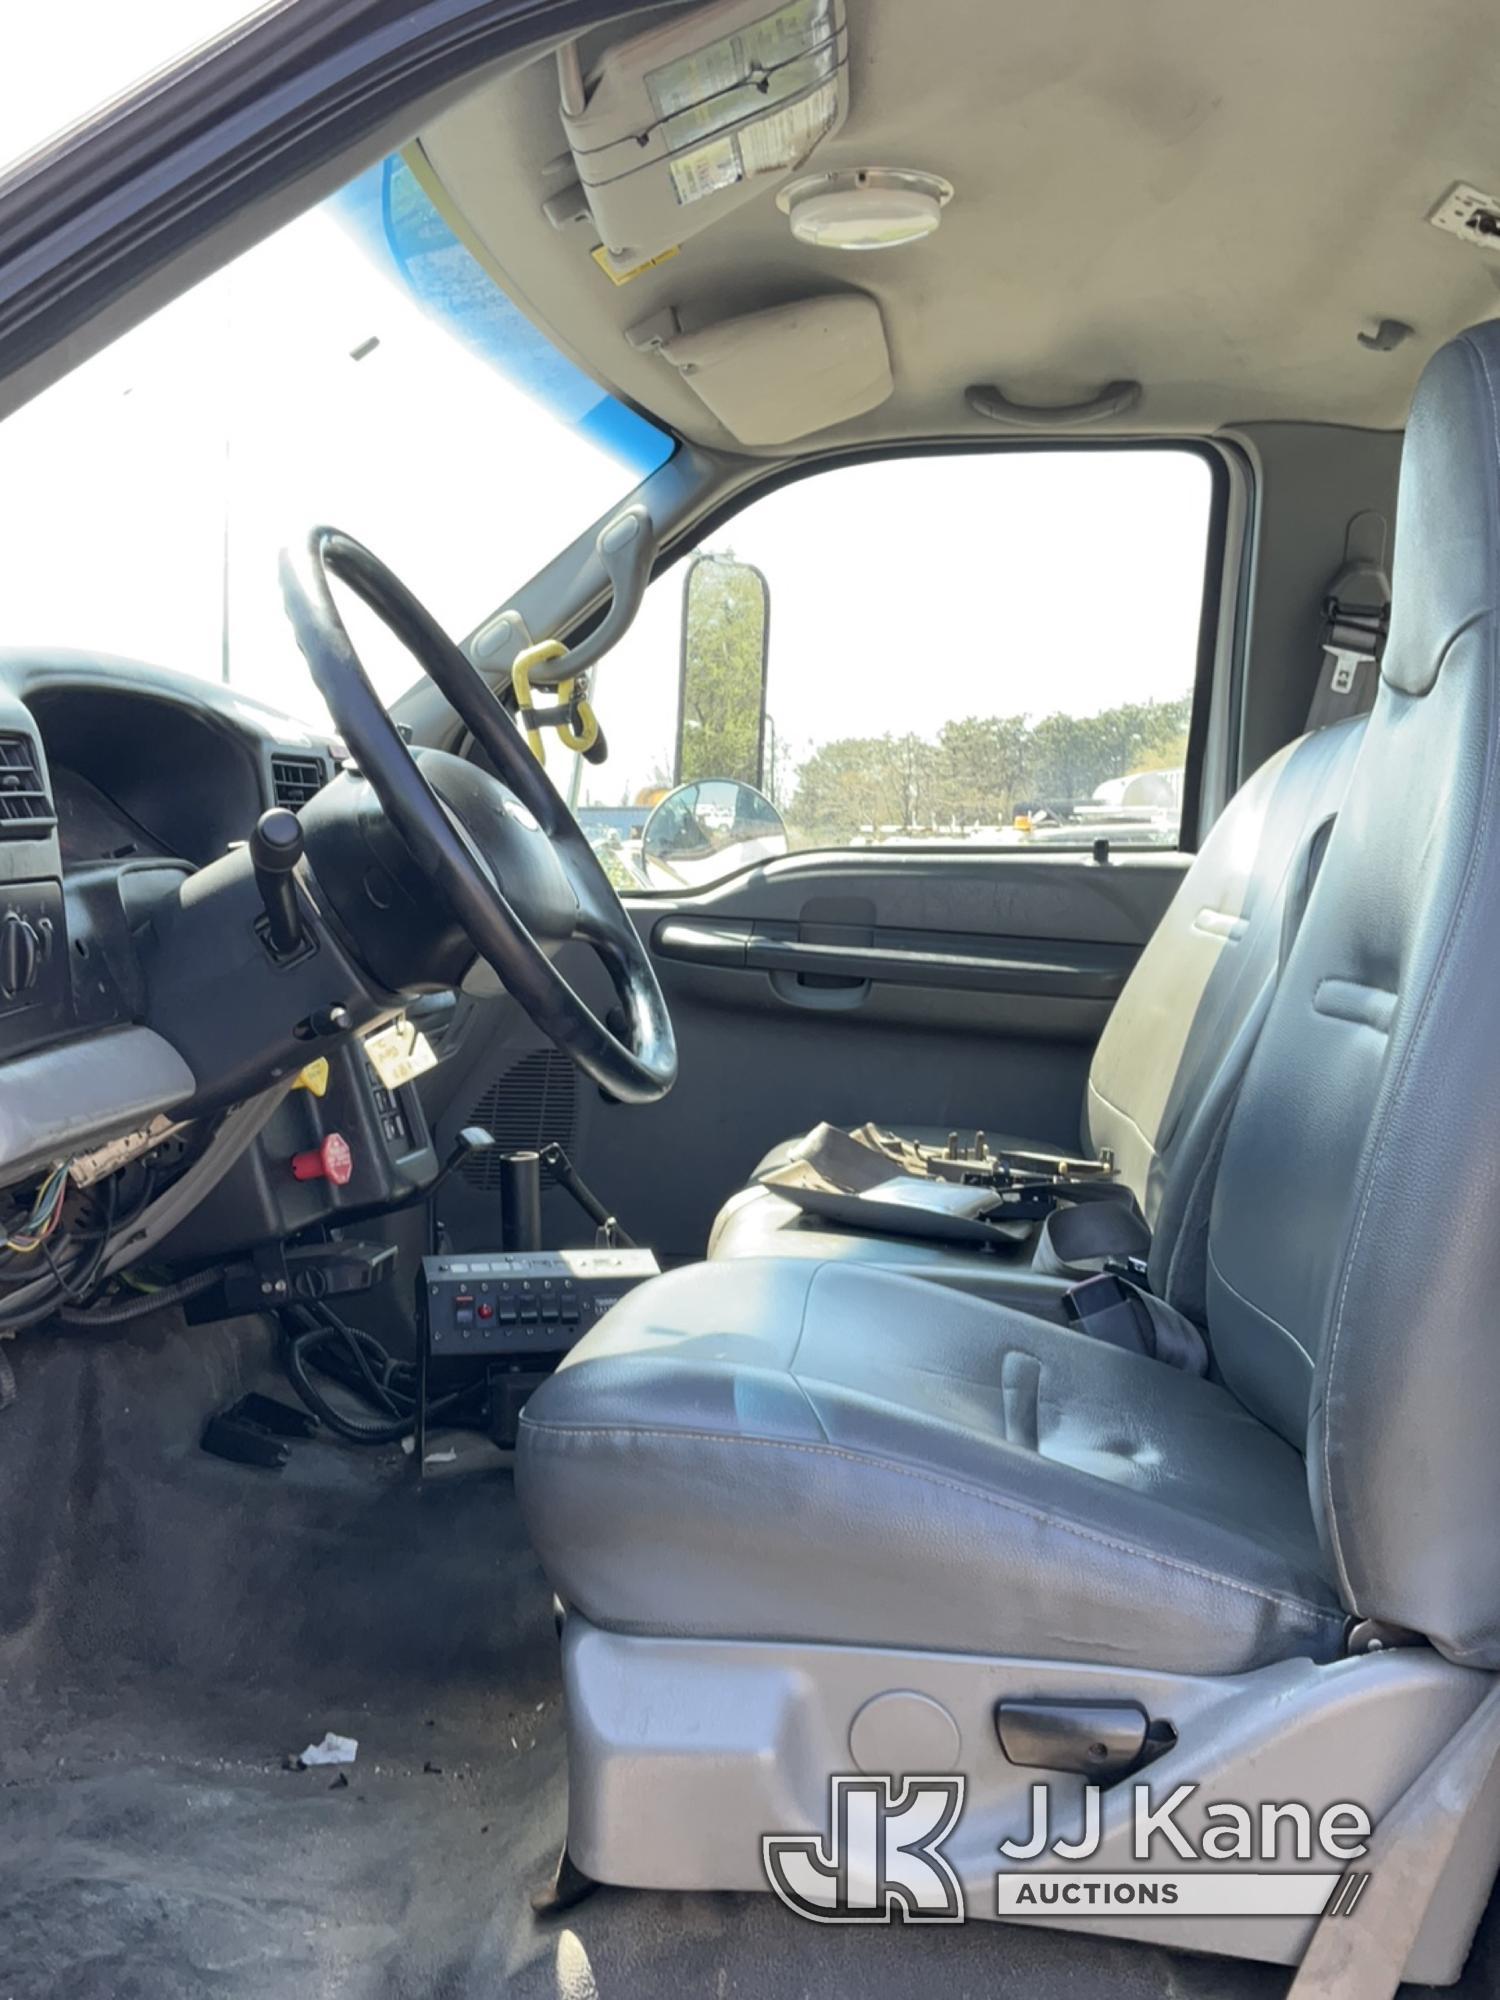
(298, 1731, 358, 1767)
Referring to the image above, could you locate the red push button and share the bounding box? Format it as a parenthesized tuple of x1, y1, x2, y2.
(477, 1302, 495, 1321)
(291, 1133, 354, 1186)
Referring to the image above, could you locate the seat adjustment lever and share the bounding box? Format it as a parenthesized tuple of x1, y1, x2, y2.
(995, 1699, 1169, 1779)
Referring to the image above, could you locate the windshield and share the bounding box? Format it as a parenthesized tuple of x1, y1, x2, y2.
(0, 154, 673, 723)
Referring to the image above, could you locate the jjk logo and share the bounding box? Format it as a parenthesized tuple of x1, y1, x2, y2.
(762, 1774, 966, 1924)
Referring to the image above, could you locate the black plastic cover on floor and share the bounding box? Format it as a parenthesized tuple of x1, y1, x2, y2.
(2, 1311, 1496, 1998)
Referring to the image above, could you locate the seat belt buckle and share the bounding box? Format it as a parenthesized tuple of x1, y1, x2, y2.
(1062, 1271, 1133, 1328)
(1104, 1253, 1150, 1284)
(1061, 1271, 1170, 1364)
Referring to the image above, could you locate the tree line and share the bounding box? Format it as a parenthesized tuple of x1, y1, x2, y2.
(782, 697, 1193, 838)
(670, 553, 1192, 838)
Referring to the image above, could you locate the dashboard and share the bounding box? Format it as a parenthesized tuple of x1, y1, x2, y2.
(9, 650, 345, 870)
(0, 649, 450, 1249)
(0, 649, 344, 1065)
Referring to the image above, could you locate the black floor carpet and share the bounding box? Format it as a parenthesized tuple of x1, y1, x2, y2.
(3, 1312, 1497, 1998)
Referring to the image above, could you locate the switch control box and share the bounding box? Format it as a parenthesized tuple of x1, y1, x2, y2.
(420, 1248, 660, 1356)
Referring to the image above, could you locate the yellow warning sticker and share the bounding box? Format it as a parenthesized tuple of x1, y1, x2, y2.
(591, 243, 681, 286)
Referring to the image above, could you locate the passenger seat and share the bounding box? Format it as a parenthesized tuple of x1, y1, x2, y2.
(707, 714, 1367, 1323)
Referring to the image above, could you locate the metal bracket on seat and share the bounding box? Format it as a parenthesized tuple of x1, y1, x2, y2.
(531, 1842, 598, 1917)
(1343, 1615, 1425, 1656)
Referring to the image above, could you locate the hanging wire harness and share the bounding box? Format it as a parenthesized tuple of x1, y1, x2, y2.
(0, 1081, 293, 1336)
(1, 1157, 165, 1332)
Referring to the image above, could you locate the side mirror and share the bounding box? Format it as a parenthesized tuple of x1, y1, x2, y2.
(641, 779, 788, 891)
(676, 551, 771, 789)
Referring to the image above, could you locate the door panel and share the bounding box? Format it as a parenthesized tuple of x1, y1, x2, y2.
(441, 847, 1188, 1261)
(652, 917, 1137, 1003)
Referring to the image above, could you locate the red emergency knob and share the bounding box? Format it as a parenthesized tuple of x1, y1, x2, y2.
(291, 1133, 354, 1186)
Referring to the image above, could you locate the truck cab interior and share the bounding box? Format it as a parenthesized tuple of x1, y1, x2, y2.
(7, 2, 1500, 1995)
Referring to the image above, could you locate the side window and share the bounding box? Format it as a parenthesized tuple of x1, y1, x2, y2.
(575, 449, 1215, 891)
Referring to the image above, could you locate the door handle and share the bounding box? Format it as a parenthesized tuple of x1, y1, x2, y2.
(652, 921, 1128, 1000)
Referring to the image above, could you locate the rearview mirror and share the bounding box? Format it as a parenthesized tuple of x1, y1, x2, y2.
(641, 779, 788, 891)
(676, 551, 771, 789)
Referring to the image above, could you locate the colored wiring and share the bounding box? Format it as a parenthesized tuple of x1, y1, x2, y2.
(42, 1175, 120, 1304)
(2, 1161, 73, 1255)
(0, 1161, 157, 1331)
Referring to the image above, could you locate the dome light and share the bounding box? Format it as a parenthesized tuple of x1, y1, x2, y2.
(777, 167, 954, 250)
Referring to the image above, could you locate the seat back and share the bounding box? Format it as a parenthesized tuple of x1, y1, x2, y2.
(1208, 324, 1500, 1664)
(1084, 717, 1365, 1317)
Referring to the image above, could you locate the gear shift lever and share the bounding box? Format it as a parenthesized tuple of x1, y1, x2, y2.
(250, 807, 305, 957)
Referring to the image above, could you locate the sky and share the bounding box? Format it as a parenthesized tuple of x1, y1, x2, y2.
(0, 178, 645, 721)
(576, 450, 1211, 806)
(2, 3, 271, 174)
(0, 5, 1212, 788)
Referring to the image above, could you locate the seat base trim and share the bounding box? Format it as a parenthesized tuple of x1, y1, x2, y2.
(559, 1614, 1499, 1984)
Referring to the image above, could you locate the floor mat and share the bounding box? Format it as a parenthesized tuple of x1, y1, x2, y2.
(2, 1313, 1497, 1999)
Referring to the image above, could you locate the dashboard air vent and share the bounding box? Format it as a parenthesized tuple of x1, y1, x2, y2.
(271, 753, 330, 811)
(0, 732, 56, 839)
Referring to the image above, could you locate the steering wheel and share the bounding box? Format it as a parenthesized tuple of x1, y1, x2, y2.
(278, 527, 677, 1106)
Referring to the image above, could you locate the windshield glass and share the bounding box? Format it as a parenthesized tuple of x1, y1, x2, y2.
(0, 153, 673, 722)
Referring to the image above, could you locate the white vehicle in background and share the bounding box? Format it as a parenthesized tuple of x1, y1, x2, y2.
(1012, 768, 1186, 848)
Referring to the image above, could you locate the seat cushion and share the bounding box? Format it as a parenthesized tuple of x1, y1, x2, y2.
(709, 1124, 1142, 1311)
(744, 1123, 1053, 1185)
(709, 1178, 1084, 1316)
(706, 1122, 1059, 1274)
(517, 1259, 1344, 1675)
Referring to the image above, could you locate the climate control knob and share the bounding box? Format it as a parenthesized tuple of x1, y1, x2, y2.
(0, 911, 41, 1001)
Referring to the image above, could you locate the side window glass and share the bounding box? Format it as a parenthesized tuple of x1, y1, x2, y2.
(575, 449, 1214, 890)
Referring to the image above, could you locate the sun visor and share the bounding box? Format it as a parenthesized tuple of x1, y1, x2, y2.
(558, 0, 850, 273)
(653, 294, 893, 445)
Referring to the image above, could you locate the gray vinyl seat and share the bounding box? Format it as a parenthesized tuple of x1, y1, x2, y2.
(707, 715, 1367, 1324)
(519, 1256, 1343, 1674)
(519, 323, 1500, 1684)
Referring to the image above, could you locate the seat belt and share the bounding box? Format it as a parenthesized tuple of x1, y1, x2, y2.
(1037, 1202, 1211, 1373)
(1061, 1269, 1209, 1374)
(1034, 1198, 1149, 1276)
(1305, 536, 1391, 732)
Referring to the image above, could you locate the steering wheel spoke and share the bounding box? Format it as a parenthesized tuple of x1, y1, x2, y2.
(279, 528, 677, 1106)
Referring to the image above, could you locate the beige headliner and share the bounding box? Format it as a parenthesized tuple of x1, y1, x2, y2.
(417, 0, 1500, 454)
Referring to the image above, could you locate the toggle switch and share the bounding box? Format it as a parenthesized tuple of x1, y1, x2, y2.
(292, 1057, 330, 1097)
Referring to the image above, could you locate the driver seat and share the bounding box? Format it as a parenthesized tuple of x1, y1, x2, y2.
(515, 326, 1500, 1975)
